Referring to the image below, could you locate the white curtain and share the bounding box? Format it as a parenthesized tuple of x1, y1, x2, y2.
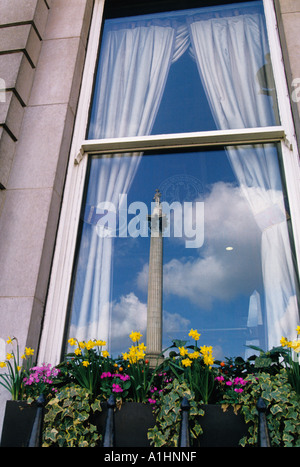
(70, 20, 177, 344)
(70, 6, 299, 350)
(189, 12, 299, 348)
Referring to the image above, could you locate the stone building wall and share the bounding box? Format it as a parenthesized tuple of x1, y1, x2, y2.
(276, 0, 300, 147)
(0, 0, 94, 432)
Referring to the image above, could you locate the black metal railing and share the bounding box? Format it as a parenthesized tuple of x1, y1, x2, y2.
(24, 393, 271, 447)
(178, 397, 191, 447)
(102, 394, 116, 447)
(27, 394, 45, 447)
(256, 397, 271, 447)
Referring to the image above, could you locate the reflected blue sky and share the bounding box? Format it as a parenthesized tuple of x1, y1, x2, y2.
(67, 2, 295, 359)
(151, 50, 217, 134)
(107, 148, 264, 359)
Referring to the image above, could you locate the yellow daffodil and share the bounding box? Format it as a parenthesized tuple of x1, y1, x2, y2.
(96, 340, 106, 346)
(82, 361, 90, 367)
(179, 346, 189, 356)
(128, 347, 137, 364)
(296, 326, 300, 335)
(189, 351, 200, 359)
(189, 328, 200, 341)
(280, 336, 288, 347)
(290, 339, 300, 353)
(86, 340, 95, 350)
(136, 349, 145, 360)
(203, 354, 214, 366)
(102, 350, 110, 358)
(138, 342, 147, 352)
(6, 337, 13, 345)
(182, 358, 192, 367)
(6, 353, 13, 360)
(129, 331, 143, 343)
(74, 347, 82, 355)
(25, 347, 34, 356)
(200, 345, 213, 356)
(68, 337, 77, 346)
(0, 362, 6, 368)
(128, 345, 136, 355)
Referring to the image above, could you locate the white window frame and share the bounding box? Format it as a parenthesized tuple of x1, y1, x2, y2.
(38, 0, 300, 365)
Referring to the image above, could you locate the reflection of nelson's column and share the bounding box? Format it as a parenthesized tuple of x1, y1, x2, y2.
(146, 189, 166, 366)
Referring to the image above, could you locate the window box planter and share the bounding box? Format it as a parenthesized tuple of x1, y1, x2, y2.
(195, 404, 248, 447)
(0, 400, 38, 447)
(94, 401, 156, 447)
(94, 401, 247, 448)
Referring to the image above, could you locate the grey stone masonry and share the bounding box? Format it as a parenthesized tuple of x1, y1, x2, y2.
(275, 0, 300, 150)
(0, 0, 93, 371)
(0, 0, 49, 190)
(0, 0, 94, 437)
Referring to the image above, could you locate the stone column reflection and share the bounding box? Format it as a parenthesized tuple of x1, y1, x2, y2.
(146, 189, 165, 367)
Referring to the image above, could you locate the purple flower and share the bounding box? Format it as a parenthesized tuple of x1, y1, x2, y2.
(101, 372, 112, 379)
(24, 364, 60, 387)
(215, 376, 224, 382)
(233, 377, 248, 386)
(112, 383, 123, 393)
(118, 374, 130, 381)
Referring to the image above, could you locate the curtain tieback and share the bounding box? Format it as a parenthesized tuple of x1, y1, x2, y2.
(254, 203, 287, 232)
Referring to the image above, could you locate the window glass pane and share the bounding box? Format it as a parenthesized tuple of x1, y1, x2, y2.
(66, 144, 299, 359)
(88, 1, 279, 140)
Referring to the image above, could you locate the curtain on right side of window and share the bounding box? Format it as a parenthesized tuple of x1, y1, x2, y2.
(188, 6, 299, 348)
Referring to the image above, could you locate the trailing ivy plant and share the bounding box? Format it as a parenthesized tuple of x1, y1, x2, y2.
(148, 370, 300, 448)
(232, 370, 300, 447)
(42, 384, 102, 447)
(147, 378, 203, 447)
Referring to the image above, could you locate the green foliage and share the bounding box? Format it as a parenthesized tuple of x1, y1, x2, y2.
(161, 334, 217, 404)
(148, 378, 204, 447)
(220, 345, 287, 378)
(42, 384, 102, 447)
(236, 371, 300, 447)
(148, 370, 300, 448)
(4, 331, 299, 447)
(58, 339, 115, 396)
(0, 337, 35, 401)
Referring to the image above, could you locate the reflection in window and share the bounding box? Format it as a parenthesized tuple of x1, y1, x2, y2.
(88, 1, 279, 139)
(67, 145, 299, 359)
(66, 2, 298, 358)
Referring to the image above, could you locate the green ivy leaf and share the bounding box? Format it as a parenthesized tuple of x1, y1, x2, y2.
(44, 427, 58, 443)
(91, 399, 102, 413)
(270, 404, 283, 416)
(254, 356, 272, 368)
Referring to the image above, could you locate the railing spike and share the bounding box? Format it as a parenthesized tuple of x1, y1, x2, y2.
(179, 397, 191, 447)
(27, 393, 45, 447)
(256, 397, 271, 447)
(103, 394, 116, 447)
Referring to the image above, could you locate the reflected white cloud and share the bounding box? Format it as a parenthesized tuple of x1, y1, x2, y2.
(137, 182, 262, 309)
(109, 292, 191, 355)
(163, 310, 190, 334)
(111, 292, 147, 341)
